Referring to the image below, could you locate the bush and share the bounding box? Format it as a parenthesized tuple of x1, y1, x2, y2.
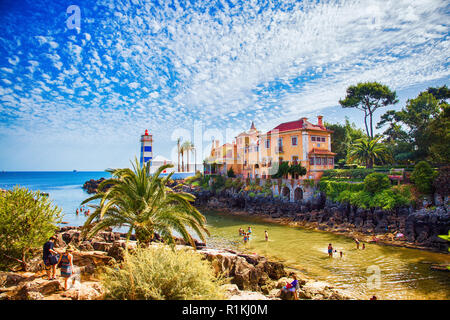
(101, 246, 225, 300)
(0, 187, 62, 270)
(337, 185, 413, 210)
(433, 165, 450, 196)
(318, 180, 364, 201)
(211, 175, 226, 191)
(363, 173, 391, 194)
(410, 161, 437, 194)
(227, 167, 236, 178)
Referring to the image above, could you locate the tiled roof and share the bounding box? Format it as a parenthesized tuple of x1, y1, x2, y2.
(265, 118, 329, 134)
(309, 148, 336, 155)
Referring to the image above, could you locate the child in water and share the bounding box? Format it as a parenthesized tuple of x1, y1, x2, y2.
(243, 233, 248, 244)
(328, 243, 333, 257)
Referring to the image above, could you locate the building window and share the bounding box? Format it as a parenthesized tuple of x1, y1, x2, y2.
(310, 157, 314, 165)
(317, 157, 321, 165)
(328, 158, 334, 165)
(291, 136, 298, 146)
(311, 136, 316, 142)
(278, 137, 283, 146)
(266, 139, 270, 148)
(321, 137, 326, 142)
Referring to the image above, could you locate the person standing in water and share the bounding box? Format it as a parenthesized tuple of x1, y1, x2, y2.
(265, 230, 269, 241)
(328, 243, 333, 257)
(355, 238, 360, 249)
(340, 251, 343, 258)
(362, 243, 365, 250)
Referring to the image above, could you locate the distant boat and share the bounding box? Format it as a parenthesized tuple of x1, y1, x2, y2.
(73, 170, 77, 172)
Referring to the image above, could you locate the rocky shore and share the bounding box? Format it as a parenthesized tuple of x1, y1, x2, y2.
(82, 178, 112, 194)
(191, 189, 450, 253)
(0, 226, 356, 300)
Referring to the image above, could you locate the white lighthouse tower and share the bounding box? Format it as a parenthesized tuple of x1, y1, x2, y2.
(140, 129, 153, 167)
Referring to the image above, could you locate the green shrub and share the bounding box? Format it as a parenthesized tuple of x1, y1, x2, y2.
(211, 175, 226, 191)
(363, 173, 391, 194)
(410, 161, 437, 194)
(318, 180, 364, 201)
(0, 187, 62, 270)
(248, 192, 256, 198)
(227, 167, 236, 178)
(336, 184, 413, 210)
(101, 246, 225, 300)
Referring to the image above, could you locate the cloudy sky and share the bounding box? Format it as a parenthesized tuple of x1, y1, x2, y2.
(0, 0, 449, 170)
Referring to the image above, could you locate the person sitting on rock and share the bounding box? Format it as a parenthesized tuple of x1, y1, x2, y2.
(58, 247, 74, 290)
(282, 273, 299, 300)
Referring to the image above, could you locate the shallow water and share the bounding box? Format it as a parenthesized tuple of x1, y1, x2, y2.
(203, 211, 450, 300)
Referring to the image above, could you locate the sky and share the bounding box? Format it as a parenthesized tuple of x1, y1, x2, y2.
(0, 0, 449, 171)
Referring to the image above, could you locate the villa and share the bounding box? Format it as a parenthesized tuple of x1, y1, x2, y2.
(207, 115, 335, 181)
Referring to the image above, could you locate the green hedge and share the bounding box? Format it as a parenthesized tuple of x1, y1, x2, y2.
(321, 168, 376, 180)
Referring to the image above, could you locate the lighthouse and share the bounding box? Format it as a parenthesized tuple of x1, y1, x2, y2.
(140, 129, 153, 167)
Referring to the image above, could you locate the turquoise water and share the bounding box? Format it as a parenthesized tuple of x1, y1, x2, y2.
(0, 171, 196, 227)
(0, 171, 110, 226)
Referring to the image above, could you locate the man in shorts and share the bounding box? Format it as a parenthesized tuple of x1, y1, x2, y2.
(43, 236, 59, 280)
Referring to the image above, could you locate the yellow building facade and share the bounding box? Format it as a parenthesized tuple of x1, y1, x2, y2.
(207, 116, 335, 180)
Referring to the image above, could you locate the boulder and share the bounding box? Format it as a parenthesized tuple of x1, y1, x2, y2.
(13, 279, 63, 300)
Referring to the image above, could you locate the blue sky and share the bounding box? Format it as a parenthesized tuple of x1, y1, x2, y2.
(0, 0, 449, 171)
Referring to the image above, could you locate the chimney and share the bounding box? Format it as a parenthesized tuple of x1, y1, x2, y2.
(317, 115, 323, 127)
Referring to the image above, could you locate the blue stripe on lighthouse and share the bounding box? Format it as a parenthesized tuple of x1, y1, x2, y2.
(143, 157, 152, 162)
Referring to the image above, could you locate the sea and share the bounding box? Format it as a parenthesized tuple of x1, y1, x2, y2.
(0, 171, 193, 227)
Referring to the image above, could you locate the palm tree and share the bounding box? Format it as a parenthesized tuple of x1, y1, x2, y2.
(180, 145, 185, 172)
(177, 137, 181, 172)
(348, 136, 392, 168)
(80, 158, 209, 246)
(182, 141, 194, 172)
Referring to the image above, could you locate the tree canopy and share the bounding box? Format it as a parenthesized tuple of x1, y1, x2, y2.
(339, 82, 398, 139)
